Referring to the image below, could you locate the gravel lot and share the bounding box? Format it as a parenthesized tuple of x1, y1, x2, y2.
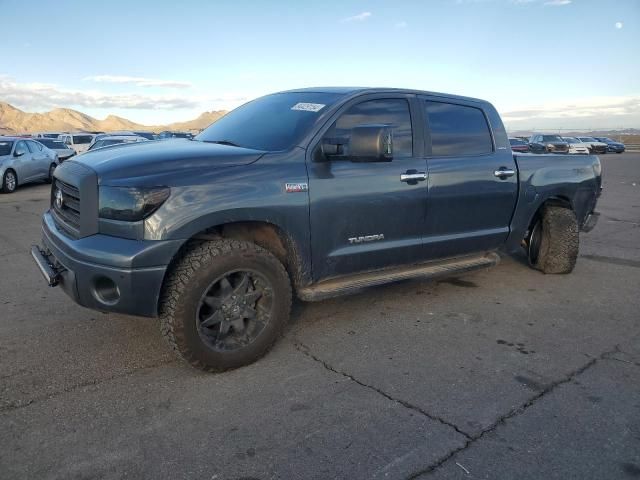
(1, 153, 639, 480)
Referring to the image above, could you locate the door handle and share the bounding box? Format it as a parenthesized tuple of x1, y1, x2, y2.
(494, 168, 516, 178)
(400, 172, 427, 182)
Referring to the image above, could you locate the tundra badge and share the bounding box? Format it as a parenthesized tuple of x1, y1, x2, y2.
(348, 234, 385, 244)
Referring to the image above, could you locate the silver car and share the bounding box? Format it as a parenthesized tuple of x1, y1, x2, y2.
(35, 138, 76, 162)
(0, 137, 59, 193)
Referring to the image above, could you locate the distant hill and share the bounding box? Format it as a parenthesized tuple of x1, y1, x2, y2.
(0, 102, 227, 135)
(163, 111, 227, 132)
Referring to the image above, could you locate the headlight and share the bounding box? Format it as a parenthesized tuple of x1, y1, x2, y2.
(99, 186, 170, 222)
(547, 143, 554, 148)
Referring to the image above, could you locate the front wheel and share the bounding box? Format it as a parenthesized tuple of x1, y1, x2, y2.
(1, 169, 17, 193)
(159, 239, 292, 372)
(528, 206, 579, 274)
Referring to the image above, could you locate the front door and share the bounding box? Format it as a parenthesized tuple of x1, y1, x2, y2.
(13, 140, 35, 182)
(421, 97, 518, 259)
(308, 96, 429, 281)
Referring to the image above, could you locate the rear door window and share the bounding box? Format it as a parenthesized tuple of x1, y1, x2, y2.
(425, 101, 493, 156)
(28, 141, 43, 152)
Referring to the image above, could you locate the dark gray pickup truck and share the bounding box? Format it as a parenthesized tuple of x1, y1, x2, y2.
(32, 87, 602, 371)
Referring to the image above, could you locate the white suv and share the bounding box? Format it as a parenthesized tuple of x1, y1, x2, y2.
(58, 133, 96, 154)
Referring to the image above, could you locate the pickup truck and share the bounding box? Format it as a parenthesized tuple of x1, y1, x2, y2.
(32, 87, 602, 372)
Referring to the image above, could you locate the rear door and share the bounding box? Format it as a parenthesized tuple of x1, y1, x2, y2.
(307, 95, 428, 280)
(27, 141, 48, 179)
(421, 97, 518, 259)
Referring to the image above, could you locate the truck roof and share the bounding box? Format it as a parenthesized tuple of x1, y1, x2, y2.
(279, 86, 489, 105)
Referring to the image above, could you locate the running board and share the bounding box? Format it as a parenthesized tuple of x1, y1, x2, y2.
(298, 252, 500, 302)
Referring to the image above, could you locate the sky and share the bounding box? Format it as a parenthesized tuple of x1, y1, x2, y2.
(1, 0, 638, 130)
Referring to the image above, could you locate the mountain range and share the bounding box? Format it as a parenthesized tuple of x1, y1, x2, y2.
(0, 102, 227, 135)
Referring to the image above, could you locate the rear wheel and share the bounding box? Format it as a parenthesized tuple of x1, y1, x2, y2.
(159, 239, 292, 372)
(1, 169, 17, 193)
(528, 206, 579, 274)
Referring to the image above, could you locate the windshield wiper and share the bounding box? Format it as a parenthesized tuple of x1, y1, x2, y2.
(206, 140, 241, 147)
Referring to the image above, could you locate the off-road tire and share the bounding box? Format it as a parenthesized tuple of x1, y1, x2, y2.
(1, 169, 17, 193)
(530, 206, 579, 274)
(159, 239, 292, 372)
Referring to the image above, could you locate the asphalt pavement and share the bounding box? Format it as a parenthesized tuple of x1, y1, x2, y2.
(1, 153, 639, 480)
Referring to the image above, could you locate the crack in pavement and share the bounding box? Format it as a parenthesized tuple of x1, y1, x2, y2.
(293, 341, 474, 441)
(292, 340, 626, 479)
(0, 358, 179, 414)
(405, 345, 622, 479)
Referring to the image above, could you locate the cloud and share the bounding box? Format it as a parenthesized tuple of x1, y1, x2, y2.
(83, 75, 192, 89)
(543, 0, 571, 6)
(395, 21, 408, 28)
(0, 75, 199, 111)
(501, 95, 640, 126)
(341, 12, 372, 22)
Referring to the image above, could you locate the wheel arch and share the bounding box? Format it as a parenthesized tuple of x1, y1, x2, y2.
(526, 194, 574, 233)
(159, 220, 310, 313)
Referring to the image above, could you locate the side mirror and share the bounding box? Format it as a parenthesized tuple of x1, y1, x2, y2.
(14, 147, 26, 157)
(349, 125, 393, 162)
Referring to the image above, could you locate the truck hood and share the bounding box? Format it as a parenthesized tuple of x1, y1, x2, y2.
(73, 139, 265, 184)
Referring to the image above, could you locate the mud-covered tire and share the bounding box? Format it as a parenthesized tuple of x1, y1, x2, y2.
(159, 239, 292, 372)
(529, 206, 579, 274)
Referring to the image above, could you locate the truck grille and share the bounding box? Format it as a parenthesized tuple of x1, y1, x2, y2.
(52, 179, 81, 238)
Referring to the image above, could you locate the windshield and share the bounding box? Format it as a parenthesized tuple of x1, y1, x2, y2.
(0, 141, 13, 156)
(41, 133, 60, 138)
(38, 139, 66, 149)
(599, 137, 614, 142)
(73, 135, 93, 144)
(509, 138, 526, 145)
(542, 135, 564, 142)
(563, 137, 579, 144)
(578, 137, 596, 142)
(196, 92, 344, 151)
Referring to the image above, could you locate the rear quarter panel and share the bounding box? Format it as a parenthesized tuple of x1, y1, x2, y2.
(504, 153, 601, 253)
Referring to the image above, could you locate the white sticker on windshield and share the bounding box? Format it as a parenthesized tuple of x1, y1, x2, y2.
(291, 102, 325, 112)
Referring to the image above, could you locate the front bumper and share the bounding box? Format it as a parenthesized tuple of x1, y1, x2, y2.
(33, 211, 182, 317)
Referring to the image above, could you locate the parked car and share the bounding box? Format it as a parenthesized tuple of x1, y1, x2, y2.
(33, 87, 602, 372)
(509, 137, 529, 153)
(58, 133, 96, 154)
(87, 135, 148, 151)
(528, 134, 569, 154)
(132, 131, 157, 141)
(594, 137, 625, 153)
(0, 137, 59, 193)
(158, 131, 193, 140)
(35, 138, 76, 162)
(562, 137, 590, 155)
(35, 132, 65, 139)
(576, 137, 608, 154)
